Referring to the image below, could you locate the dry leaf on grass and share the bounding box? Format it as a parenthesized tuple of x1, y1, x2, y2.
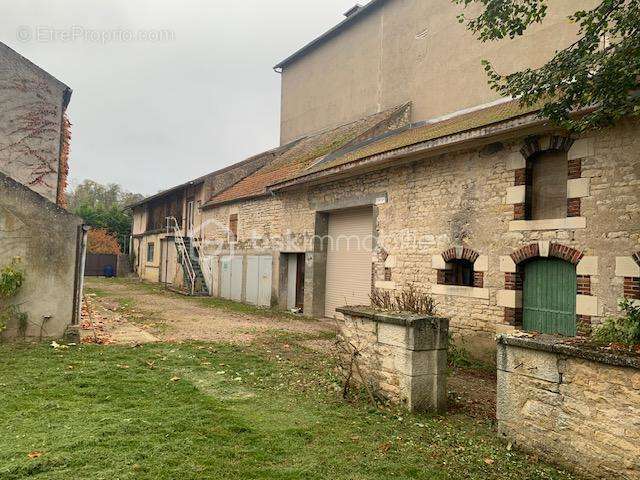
(378, 442, 392, 453)
(28, 451, 43, 459)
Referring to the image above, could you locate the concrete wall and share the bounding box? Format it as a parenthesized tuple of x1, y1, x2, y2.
(497, 336, 640, 479)
(0, 173, 82, 338)
(279, 0, 594, 143)
(197, 120, 639, 358)
(0, 43, 69, 203)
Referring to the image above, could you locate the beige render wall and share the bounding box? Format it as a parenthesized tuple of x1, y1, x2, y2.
(0, 43, 68, 203)
(201, 120, 639, 357)
(280, 0, 593, 143)
(0, 173, 82, 339)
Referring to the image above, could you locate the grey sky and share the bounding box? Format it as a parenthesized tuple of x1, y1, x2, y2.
(0, 0, 357, 195)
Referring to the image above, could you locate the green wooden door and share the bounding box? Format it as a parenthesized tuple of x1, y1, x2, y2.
(523, 258, 576, 336)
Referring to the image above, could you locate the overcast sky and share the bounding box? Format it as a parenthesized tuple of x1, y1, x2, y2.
(1, 0, 358, 195)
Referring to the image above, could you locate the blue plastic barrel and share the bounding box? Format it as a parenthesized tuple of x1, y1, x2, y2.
(103, 265, 115, 278)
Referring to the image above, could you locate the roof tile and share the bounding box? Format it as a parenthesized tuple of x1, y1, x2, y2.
(206, 106, 407, 205)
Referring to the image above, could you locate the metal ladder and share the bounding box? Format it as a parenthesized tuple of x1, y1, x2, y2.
(166, 216, 196, 295)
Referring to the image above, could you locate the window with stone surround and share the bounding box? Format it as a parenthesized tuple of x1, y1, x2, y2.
(445, 259, 474, 287)
(507, 135, 592, 232)
(433, 246, 487, 293)
(229, 214, 238, 242)
(530, 151, 568, 220)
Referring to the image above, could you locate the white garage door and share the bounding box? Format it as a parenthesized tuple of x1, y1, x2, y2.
(325, 207, 373, 318)
(246, 255, 273, 307)
(220, 256, 243, 301)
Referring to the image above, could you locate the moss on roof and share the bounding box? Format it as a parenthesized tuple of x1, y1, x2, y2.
(287, 99, 542, 181)
(206, 105, 408, 205)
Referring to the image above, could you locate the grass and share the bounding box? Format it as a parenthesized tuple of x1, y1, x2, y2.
(0, 336, 577, 480)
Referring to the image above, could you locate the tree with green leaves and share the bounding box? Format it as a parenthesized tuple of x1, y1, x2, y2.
(454, 0, 640, 132)
(67, 180, 144, 250)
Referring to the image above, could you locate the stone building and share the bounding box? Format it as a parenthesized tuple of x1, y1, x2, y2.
(0, 42, 85, 339)
(131, 0, 639, 358)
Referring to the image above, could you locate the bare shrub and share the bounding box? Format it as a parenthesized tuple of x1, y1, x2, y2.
(370, 284, 437, 315)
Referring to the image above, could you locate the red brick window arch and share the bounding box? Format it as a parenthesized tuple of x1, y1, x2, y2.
(513, 135, 578, 220)
(436, 246, 484, 288)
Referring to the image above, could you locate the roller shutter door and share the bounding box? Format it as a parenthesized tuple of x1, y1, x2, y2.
(324, 207, 373, 318)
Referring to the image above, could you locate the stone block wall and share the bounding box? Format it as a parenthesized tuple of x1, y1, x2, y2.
(193, 120, 639, 357)
(336, 307, 449, 412)
(497, 335, 640, 479)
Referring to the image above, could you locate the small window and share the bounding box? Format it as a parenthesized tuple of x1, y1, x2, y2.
(147, 243, 155, 263)
(448, 259, 474, 287)
(229, 214, 238, 242)
(530, 151, 567, 220)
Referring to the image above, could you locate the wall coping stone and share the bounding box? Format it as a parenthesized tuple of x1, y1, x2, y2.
(336, 306, 446, 329)
(497, 334, 640, 370)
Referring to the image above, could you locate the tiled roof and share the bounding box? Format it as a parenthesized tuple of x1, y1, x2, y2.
(205, 105, 408, 206)
(294, 99, 542, 179)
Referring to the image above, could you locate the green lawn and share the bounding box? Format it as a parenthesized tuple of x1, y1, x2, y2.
(0, 337, 576, 479)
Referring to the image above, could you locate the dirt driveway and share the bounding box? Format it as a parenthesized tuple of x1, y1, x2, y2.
(83, 277, 335, 345)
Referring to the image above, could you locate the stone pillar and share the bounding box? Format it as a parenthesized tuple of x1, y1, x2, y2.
(337, 307, 449, 413)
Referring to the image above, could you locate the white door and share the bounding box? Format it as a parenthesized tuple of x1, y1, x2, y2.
(246, 256, 260, 305)
(230, 256, 243, 301)
(246, 256, 272, 307)
(201, 255, 218, 296)
(160, 239, 178, 285)
(258, 256, 272, 307)
(220, 256, 232, 299)
(324, 207, 373, 318)
(286, 255, 298, 309)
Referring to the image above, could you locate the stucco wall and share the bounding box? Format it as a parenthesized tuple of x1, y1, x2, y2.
(0, 173, 82, 338)
(0, 43, 68, 203)
(280, 0, 594, 143)
(199, 120, 640, 356)
(497, 337, 640, 479)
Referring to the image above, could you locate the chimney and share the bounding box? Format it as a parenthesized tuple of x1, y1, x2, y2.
(344, 4, 363, 17)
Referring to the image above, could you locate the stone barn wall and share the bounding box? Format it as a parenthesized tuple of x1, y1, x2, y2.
(497, 335, 640, 479)
(199, 119, 639, 359)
